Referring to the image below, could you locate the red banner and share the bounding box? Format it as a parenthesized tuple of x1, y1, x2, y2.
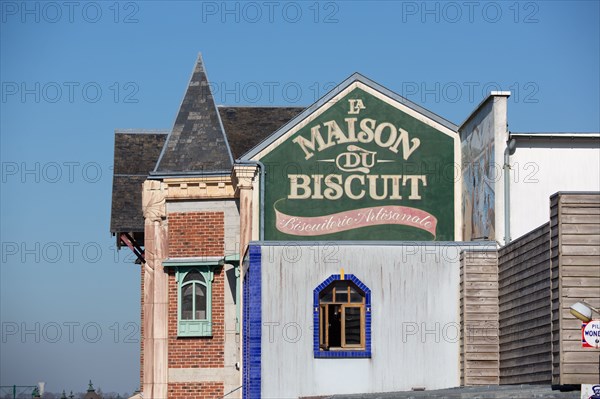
(275, 205, 437, 237)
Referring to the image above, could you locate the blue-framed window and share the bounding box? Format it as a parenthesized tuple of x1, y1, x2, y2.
(313, 274, 371, 358)
(176, 267, 214, 337)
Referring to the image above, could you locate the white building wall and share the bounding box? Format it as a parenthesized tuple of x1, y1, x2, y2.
(258, 243, 494, 398)
(509, 139, 600, 240)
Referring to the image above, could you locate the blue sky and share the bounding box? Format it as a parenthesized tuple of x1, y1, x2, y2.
(1, 0, 599, 394)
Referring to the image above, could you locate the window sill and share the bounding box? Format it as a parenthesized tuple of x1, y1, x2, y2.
(314, 350, 371, 358)
(178, 320, 212, 337)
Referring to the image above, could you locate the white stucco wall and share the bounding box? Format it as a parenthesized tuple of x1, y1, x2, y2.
(508, 139, 600, 240)
(258, 242, 494, 398)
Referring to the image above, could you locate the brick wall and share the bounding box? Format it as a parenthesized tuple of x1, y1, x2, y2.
(168, 212, 224, 257)
(167, 382, 224, 399)
(168, 267, 225, 368)
(167, 211, 226, 369)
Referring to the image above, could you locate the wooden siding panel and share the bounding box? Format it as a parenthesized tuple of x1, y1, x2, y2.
(552, 193, 600, 385)
(498, 223, 552, 385)
(460, 250, 499, 386)
(551, 194, 561, 384)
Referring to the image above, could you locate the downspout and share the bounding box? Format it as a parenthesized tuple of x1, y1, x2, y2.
(503, 137, 517, 244)
(235, 160, 265, 240)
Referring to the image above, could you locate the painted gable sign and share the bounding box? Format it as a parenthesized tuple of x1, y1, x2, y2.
(257, 82, 458, 241)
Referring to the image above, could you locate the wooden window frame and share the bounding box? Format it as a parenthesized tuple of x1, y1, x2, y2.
(314, 274, 371, 358)
(318, 281, 366, 350)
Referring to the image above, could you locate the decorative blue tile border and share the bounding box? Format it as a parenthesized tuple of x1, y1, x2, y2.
(243, 245, 262, 399)
(313, 274, 372, 358)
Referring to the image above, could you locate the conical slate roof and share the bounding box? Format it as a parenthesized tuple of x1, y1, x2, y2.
(154, 54, 233, 175)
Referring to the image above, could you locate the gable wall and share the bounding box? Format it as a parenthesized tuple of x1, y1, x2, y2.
(248, 81, 461, 243)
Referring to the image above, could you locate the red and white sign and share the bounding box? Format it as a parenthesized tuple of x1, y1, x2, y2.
(581, 320, 600, 348)
(276, 205, 438, 237)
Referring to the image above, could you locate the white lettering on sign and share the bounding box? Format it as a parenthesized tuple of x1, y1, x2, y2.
(288, 174, 427, 201)
(318, 144, 394, 174)
(272, 95, 449, 238)
(292, 118, 420, 161)
(348, 99, 366, 114)
(287, 98, 430, 202)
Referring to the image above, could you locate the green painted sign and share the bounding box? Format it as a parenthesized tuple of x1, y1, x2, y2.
(261, 86, 456, 241)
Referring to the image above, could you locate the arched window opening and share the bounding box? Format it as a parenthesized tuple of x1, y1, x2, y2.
(181, 270, 207, 321)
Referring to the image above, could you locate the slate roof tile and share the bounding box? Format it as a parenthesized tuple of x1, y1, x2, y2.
(218, 106, 304, 159)
(110, 131, 168, 233)
(154, 54, 233, 174)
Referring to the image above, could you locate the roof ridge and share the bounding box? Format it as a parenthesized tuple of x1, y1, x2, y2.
(115, 129, 170, 135)
(217, 105, 307, 109)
